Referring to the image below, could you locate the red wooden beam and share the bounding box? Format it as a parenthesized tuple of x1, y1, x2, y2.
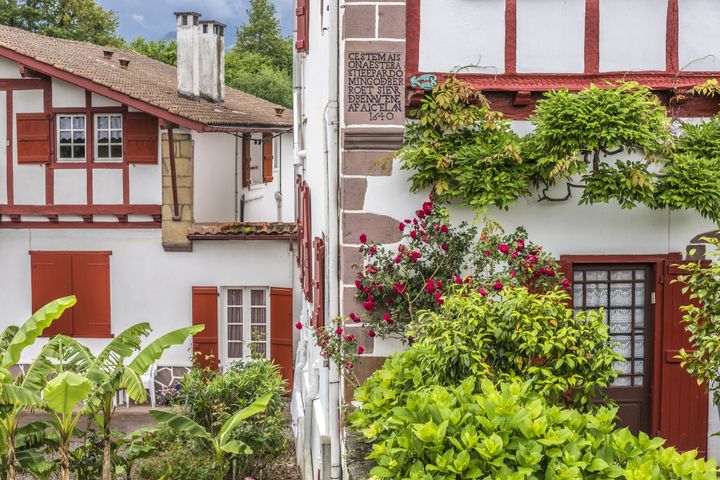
(0, 78, 47, 89)
(666, 0, 679, 73)
(405, 0, 421, 77)
(166, 125, 180, 220)
(584, 0, 600, 74)
(505, 0, 517, 75)
(5, 91, 13, 205)
(1, 221, 159, 229)
(0, 204, 161, 215)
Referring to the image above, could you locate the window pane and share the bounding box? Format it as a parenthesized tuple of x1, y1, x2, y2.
(610, 270, 633, 281)
(97, 131, 109, 144)
(608, 309, 632, 334)
(249, 342, 267, 357)
(59, 116, 71, 129)
(585, 284, 608, 307)
(228, 307, 242, 324)
(586, 271, 608, 281)
(110, 116, 121, 129)
(111, 130, 122, 143)
(97, 116, 108, 129)
(228, 342, 243, 358)
(110, 145, 122, 158)
(97, 145, 109, 158)
(59, 145, 72, 158)
(227, 324, 242, 341)
(250, 289, 266, 306)
(59, 131, 71, 143)
(73, 130, 85, 142)
(73, 116, 85, 129)
(609, 283, 632, 307)
(227, 289, 243, 306)
(251, 307, 266, 324)
(73, 146, 85, 158)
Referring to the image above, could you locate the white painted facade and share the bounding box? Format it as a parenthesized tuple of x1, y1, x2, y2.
(294, 1, 720, 479)
(0, 53, 297, 372)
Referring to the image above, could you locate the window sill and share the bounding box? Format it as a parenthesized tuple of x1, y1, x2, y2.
(40, 333, 115, 339)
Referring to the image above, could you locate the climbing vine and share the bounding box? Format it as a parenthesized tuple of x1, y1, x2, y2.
(399, 77, 720, 222)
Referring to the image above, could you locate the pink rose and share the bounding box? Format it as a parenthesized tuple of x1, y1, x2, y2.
(479, 288, 487, 296)
(494, 281, 504, 291)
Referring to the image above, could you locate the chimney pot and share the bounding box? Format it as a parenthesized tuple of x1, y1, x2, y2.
(119, 58, 130, 69)
(275, 107, 285, 117)
(103, 50, 114, 60)
(175, 11, 202, 98)
(198, 19, 226, 102)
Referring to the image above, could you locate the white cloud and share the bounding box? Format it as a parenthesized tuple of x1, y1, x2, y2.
(164, 0, 245, 19)
(131, 13, 148, 27)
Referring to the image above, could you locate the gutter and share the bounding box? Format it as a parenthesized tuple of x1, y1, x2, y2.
(166, 124, 181, 220)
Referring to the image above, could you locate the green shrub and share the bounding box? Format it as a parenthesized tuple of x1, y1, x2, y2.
(364, 380, 717, 480)
(133, 428, 216, 480)
(351, 287, 622, 441)
(171, 359, 287, 477)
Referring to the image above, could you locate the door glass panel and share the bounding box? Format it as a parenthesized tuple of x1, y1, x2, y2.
(573, 266, 650, 388)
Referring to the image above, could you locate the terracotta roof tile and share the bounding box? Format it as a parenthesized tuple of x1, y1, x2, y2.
(188, 222, 297, 240)
(0, 25, 292, 129)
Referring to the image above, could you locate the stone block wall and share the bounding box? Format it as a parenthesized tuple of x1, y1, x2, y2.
(341, 1, 408, 388)
(161, 132, 194, 252)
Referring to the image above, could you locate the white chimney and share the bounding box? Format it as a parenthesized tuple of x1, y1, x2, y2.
(198, 20, 226, 102)
(174, 12, 201, 98)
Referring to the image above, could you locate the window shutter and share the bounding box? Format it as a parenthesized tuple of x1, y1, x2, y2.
(31, 252, 73, 336)
(312, 238, 325, 328)
(262, 133, 273, 183)
(17, 113, 51, 164)
(125, 112, 158, 164)
(71, 253, 111, 337)
(658, 261, 708, 454)
(242, 133, 251, 188)
(302, 183, 313, 301)
(270, 287, 293, 390)
(295, 0, 309, 52)
(192, 286, 219, 370)
(296, 175, 303, 267)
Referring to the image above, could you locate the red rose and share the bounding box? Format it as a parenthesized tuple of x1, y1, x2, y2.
(440, 225, 449, 233)
(362, 300, 375, 311)
(410, 230, 418, 240)
(368, 330, 376, 338)
(498, 244, 510, 254)
(494, 281, 504, 291)
(394, 255, 402, 263)
(359, 233, 367, 243)
(369, 245, 377, 256)
(410, 251, 421, 262)
(393, 282, 406, 295)
(295, 322, 303, 330)
(479, 288, 487, 296)
(422, 202, 433, 215)
(350, 313, 361, 323)
(434, 292, 444, 305)
(357, 345, 365, 355)
(425, 279, 436, 293)
(335, 327, 343, 336)
(485, 249, 491, 257)
(399, 222, 405, 231)
(441, 243, 449, 251)
(354, 279, 362, 289)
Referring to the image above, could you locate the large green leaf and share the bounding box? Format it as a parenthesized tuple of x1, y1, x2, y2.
(121, 366, 146, 403)
(128, 325, 204, 376)
(42, 371, 92, 415)
(89, 323, 151, 374)
(0, 326, 19, 355)
(148, 409, 211, 441)
(40, 335, 93, 373)
(1, 296, 77, 368)
(220, 439, 252, 455)
(219, 392, 272, 446)
(0, 384, 45, 407)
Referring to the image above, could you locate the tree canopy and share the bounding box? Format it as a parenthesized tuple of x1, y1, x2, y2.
(0, 0, 122, 46)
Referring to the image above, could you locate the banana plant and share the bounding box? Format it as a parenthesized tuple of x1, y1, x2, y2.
(81, 323, 204, 480)
(0, 296, 77, 480)
(41, 371, 93, 480)
(150, 392, 272, 480)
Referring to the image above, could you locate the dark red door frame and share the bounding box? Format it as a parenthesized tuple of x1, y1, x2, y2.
(559, 253, 682, 436)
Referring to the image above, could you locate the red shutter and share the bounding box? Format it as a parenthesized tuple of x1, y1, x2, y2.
(192, 286, 219, 370)
(270, 287, 293, 390)
(295, 0, 309, 52)
(31, 252, 73, 336)
(312, 238, 325, 328)
(262, 133, 274, 183)
(71, 253, 111, 338)
(296, 175, 303, 267)
(125, 113, 158, 164)
(17, 113, 51, 164)
(658, 262, 708, 455)
(302, 183, 313, 301)
(242, 134, 251, 188)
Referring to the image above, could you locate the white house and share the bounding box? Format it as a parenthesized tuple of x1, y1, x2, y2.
(0, 13, 297, 391)
(291, 1, 720, 479)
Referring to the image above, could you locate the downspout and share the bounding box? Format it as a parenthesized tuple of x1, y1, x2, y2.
(167, 125, 181, 221)
(325, 0, 341, 479)
(275, 134, 283, 221)
(234, 134, 240, 221)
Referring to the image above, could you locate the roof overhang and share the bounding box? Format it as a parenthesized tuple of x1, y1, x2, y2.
(0, 45, 213, 132)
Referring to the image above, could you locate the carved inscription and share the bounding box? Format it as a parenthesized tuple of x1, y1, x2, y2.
(345, 46, 404, 125)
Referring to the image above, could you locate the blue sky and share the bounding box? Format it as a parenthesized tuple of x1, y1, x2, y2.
(97, 0, 293, 46)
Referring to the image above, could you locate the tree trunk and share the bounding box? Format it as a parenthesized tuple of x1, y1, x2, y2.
(102, 433, 112, 480)
(59, 443, 71, 480)
(7, 440, 16, 480)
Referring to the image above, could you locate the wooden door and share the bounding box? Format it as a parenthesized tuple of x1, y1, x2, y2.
(657, 263, 708, 455)
(572, 265, 654, 434)
(270, 287, 293, 391)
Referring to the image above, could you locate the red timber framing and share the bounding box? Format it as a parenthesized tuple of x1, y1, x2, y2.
(405, 0, 720, 119)
(1, 71, 162, 228)
(312, 237, 325, 328)
(559, 254, 708, 455)
(296, 178, 313, 301)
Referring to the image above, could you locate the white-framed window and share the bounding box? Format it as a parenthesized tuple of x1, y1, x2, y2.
(222, 287, 270, 365)
(57, 114, 86, 162)
(95, 114, 123, 162)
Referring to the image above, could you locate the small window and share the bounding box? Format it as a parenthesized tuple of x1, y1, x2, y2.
(223, 287, 270, 364)
(95, 114, 123, 162)
(57, 114, 86, 162)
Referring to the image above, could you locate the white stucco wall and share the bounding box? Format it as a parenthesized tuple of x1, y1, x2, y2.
(0, 90, 6, 205)
(0, 57, 21, 78)
(12, 89, 45, 205)
(516, 0, 585, 73)
(418, 0, 505, 74)
(52, 78, 85, 108)
(92, 169, 124, 204)
(0, 229, 295, 366)
(679, 0, 720, 71)
(54, 169, 87, 204)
